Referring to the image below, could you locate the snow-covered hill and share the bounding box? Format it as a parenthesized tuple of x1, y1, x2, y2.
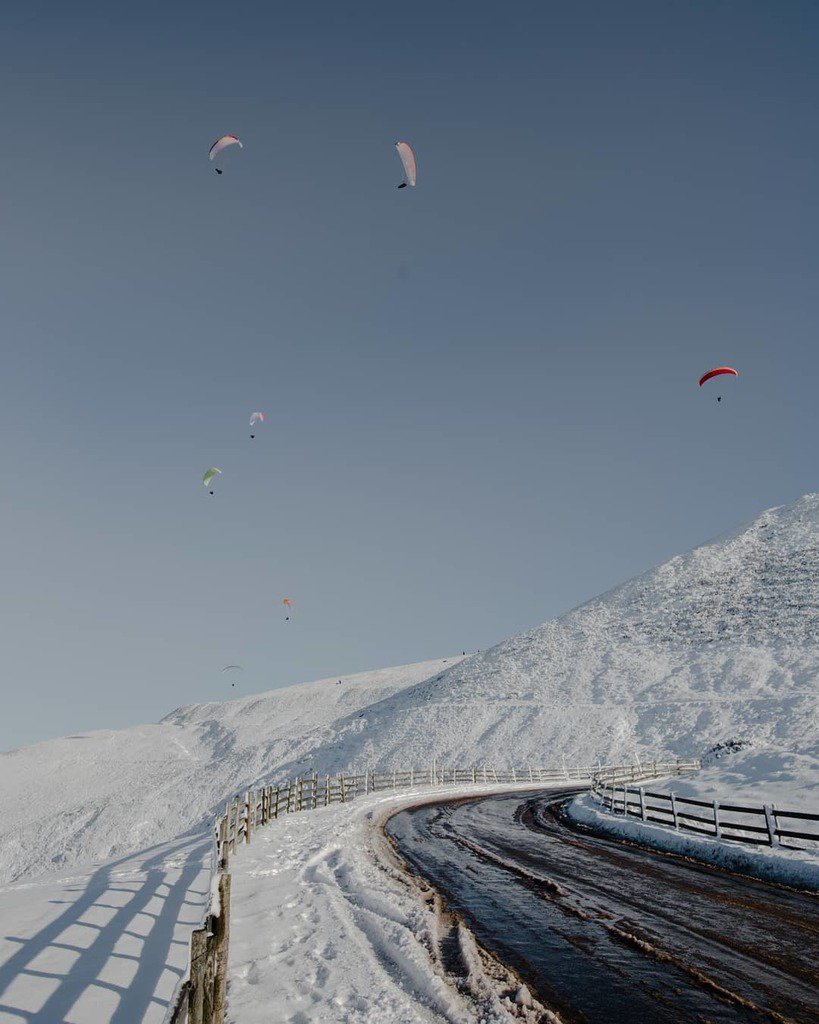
(0, 659, 462, 883)
(2, 495, 817, 884)
(311, 494, 818, 773)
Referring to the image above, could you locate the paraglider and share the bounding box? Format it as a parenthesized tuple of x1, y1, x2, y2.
(698, 366, 738, 404)
(222, 664, 244, 687)
(282, 598, 293, 621)
(249, 411, 264, 439)
(209, 135, 243, 173)
(395, 142, 416, 188)
(203, 468, 221, 494)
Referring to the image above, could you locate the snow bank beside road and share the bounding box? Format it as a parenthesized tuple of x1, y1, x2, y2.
(227, 784, 564, 1024)
(567, 751, 819, 891)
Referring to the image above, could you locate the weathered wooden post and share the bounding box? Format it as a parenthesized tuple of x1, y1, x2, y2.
(670, 791, 679, 829)
(639, 787, 646, 821)
(713, 800, 721, 839)
(188, 927, 208, 1024)
(763, 804, 778, 847)
(212, 873, 231, 1022)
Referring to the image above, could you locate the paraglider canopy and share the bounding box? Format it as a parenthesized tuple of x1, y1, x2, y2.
(249, 411, 265, 428)
(209, 135, 243, 161)
(203, 468, 221, 493)
(395, 142, 416, 187)
(698, 366, 738, 387)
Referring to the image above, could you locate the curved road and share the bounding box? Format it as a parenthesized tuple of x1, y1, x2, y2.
(386, 789, 819, 1024)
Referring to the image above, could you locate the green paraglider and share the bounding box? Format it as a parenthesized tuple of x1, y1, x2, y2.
(203, 468, 221, 494)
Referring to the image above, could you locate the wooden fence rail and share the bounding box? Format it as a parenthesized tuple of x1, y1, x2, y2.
(590, 775, 819, 849)
(169, 757, 698, 1023)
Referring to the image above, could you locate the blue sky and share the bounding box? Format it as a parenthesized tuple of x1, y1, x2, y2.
(1, 0, 817, 748)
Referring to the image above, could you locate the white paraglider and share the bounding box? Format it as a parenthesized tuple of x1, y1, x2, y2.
(395, 142, 416, 188)
(209, 135, 243, 174)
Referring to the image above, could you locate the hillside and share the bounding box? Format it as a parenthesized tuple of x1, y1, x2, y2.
(2, 495, 817, 884)
(0, 659, 461, 884)
(290, 494, 818, 773)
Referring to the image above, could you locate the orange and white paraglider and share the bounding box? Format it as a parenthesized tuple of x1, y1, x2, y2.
(282, 598, 294, 621)
(249, 411, 264, 439)
(395, 142, 416, 189)
(698, 366, 738, 404)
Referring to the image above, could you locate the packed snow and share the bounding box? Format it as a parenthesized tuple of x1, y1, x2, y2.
(227, 784, 565, 1024)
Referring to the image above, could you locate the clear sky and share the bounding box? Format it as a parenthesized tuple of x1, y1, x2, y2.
(1, 0, 817, 750)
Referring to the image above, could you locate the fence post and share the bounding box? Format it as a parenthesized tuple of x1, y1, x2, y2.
(639, 787, 646, 821)
(393, 768, 397, 790)
(763, 804, 778, 847)
(244, 791, 251, 844)
(670, 792, 679, 830)
(713, 800, 721, 839)
(561, 755, 568, 780)
(188, 927, 208, 1024)
(410, 766, 414, 788)
(512, 766, 517, 783)
(212, 873, 231, 1022)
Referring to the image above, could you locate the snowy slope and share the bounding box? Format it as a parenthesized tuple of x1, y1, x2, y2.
(290, 494, 819, 773)
(0, 659, 462, 884)
(2, 494, 818, 886)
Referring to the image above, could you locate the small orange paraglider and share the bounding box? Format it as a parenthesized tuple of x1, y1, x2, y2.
(282, 598, 294, 621)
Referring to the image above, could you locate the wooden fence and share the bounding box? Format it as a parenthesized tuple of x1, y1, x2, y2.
(169, 757, 698, 1023)
(590, 775, 819, 849)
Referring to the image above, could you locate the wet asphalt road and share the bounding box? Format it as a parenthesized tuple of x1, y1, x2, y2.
(386, 789, 819, 1024)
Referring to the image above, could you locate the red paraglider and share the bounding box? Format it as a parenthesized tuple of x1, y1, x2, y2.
(698, 366, 738, 387)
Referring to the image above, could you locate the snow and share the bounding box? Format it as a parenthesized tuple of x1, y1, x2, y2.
(0, 834, 210, 1023)
(4, 497, 818, 892)
(1, 494, 818, 1020)
(0, 658, 463, 886)
(567, 745, 819, 889)
(568, 791, 819, 890)
(227, 784, 566, 1024)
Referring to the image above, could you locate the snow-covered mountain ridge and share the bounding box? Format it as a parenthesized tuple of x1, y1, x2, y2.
(1, 495, 817, 883)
